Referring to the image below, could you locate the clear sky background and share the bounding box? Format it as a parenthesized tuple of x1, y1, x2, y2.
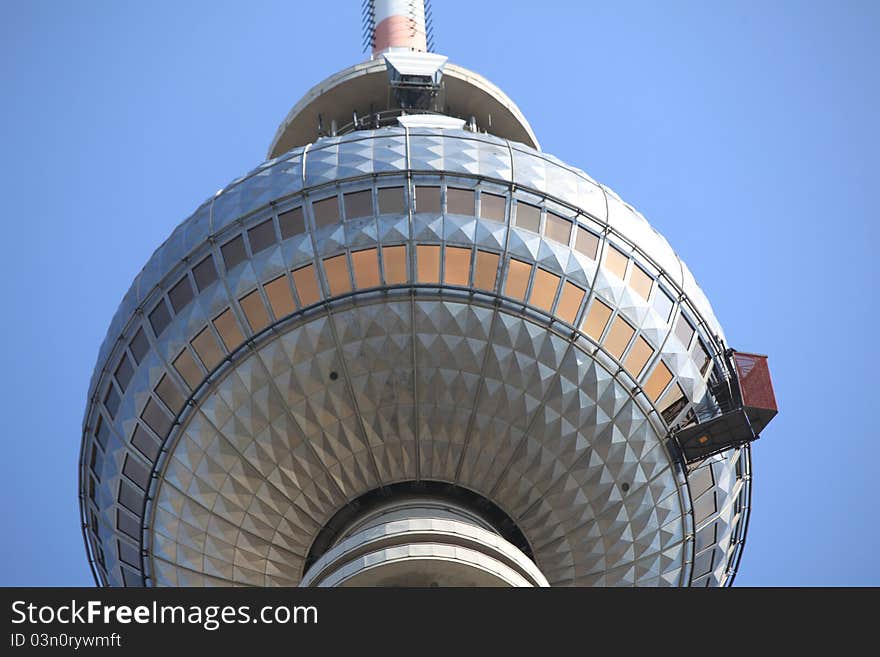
(1, 0, 876, 586)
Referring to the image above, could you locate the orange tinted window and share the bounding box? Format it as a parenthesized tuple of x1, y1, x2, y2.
(624, 336, 654, 377)
(352, 248, 381, 289)
(191, 326, 224, 370)
(556, 282, 585, 324)
(292, 265, 321, 306)
(515, 202, 541, 232)
(505, 259, 532, 301)
(605, 245, 628, 279)
(417, 245, 441, 283)
(240, 290, 270, 332)
(172, 348, 202, 389)
(383, 245, 407, 284)
(604, 315, 635, 359)
(323, 255, 352, 296)
(645, 361, 674, 401)
(264, 275, 296, 318)
(212, 308, 245, 352)
(582, 299, 612, 341)
(544, 213, 571, 244)
(444, 247, 471, 286)
(473, 251, 499, 290)
(529, 268, 560, 312)
(630, 266, 653, 301)
(575, 227, 599, 259)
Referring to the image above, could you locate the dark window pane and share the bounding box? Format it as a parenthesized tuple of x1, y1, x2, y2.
(129, 327, 149, 365)
(279, 207, 305, 239)
(168, 275, 194, 313)
(378, 187, 406, 214)
(94, 414, 110, 449)
(141, 397, 172, 438)
(155, 374, 185, 414)
(344, 190, 373, 220)
(118, 540, 140, 568)
(121, 568, 142, 586)
(415, 186, 441, 213)
(104, 385, 121, 419)
(114, 354, 134, 392)
(247, 219, 276, 254)
(123, 455, 150, 490)
(693, 490, 716, 525)
(192, 255, 218, 291)
(312, 196, 340, 228)
(480, 193, 505, 221)
(694, 521, 718, 553)
(689, 465, 714, 498)
(447, 187, 475, 215)
(118, 480, 143, 514)
(148, 299, 172, 336)
(515, 202, 541, 232)
(117, 510, 140, 540)
(131, 424, 159, 461)
(692, 548, 714, 578)
(675, 315, 695, 347)
(221, 235, 247, 271)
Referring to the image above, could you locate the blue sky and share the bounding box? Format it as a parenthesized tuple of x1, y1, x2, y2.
(1, 0, 876, 586)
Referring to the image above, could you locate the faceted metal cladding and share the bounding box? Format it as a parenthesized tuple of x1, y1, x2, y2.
(80, 127, 751, 588)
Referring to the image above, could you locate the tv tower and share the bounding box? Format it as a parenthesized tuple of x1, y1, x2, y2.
(79, 0, 777, 587)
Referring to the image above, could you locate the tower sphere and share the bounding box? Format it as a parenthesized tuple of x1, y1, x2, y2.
(79, 1, 775, 587)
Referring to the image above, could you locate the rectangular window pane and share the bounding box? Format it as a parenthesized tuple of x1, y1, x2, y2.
(212, 308, 245, 352)
(264, 275, 296, 318)
(312, 196, 340, 228)
(417, 245, 441, 283)
(529, 268, 560, 312)
(279, 206, 305, 239)
(605, 245, 628, 279)
(344, 190, 373, 220)
(624, 336, 654, 377)
(141, 397, 172, 438)
(644, 361, 673, 401)
(95, 414, 110, 449)
(292, 264, 322, 306)
(480, 193, 505, 222)
(192, 255, 218, 291)
(660, 383, 687, 424)
(155, 374, 185, 414)
(378, 187, 406, 214)
(173, 347, 203, 389)
(575, 227, 599, 259)
(604, 315, 635, 359)
(352, 248, 381, 289)
(416, 186, 441, 213)
(191, 326, 224, 371)
(123, 455, 150, 489)
(556, 282, 585, 325)
(104, 385, 121, 419)
(129, 327, 149, 365)
(148, 299, 172, 337)
(247, 219, 276, 255)
(544, 212, 571, 245)
(114, 354, 134, 393)
(118, 480, 143, 514)
(692, 544, 715, 576)
(473, 250, 499, 290)
(323, 255, 352, 295)
(693, 340, 712, 375)
(383, 245, 407, 284)
(504, 258, 531, 301)
(131, 424, 159, 461)
(653, 288, 674, 321)
(630, 265, 653, 301)
(168, 275, 194, 313)
(582, 299, 612, 341)
(239, 289, 270, 332)
(514, 202, 540, 232)
(221, 235, 247, 271)
(675, 315, 695, 347)
(117, 510, 141, 541)
(444, 246, 471, 286)
(118, 538, 141, 568)
(693, 491, 717, 525)
(447, 187, 475, 215)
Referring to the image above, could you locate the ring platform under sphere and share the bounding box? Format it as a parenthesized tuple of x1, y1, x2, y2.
(80, 127, 751, 587)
